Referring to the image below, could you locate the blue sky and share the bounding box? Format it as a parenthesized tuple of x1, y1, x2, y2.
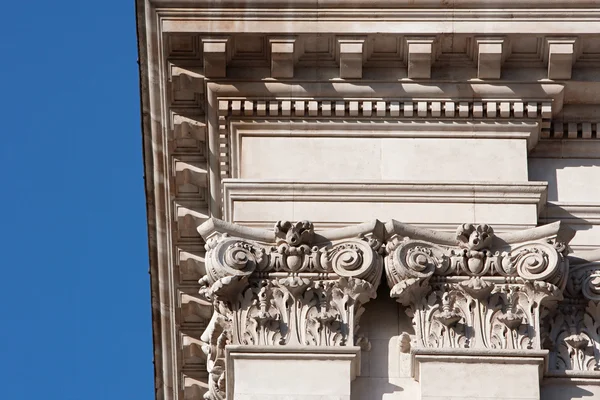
(0, 1, 153, 398)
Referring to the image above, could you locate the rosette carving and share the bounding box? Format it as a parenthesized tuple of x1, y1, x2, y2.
(201, 235, 265, 292)
(386, 239, 448, 282)
(326, 240, 383, 287)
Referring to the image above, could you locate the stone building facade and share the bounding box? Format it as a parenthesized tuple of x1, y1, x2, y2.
(136, 1, 600, 399)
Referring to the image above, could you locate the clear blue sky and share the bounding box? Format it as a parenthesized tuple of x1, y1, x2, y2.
(0, 1, 153, 399)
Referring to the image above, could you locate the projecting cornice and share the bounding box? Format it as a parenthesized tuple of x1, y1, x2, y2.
(155, 5, 600, 35)
(137, 2, 600, 397)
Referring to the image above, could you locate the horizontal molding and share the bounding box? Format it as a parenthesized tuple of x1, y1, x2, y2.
(222, 180, 548, 225)
(161, 9, 600, 35)
(545, 121, 600, 139)
(540, 202, 600, 223)
(218, 98, 552, 120)
(154, 1, 600, 9)
(531, 140, 600, 158)
(234, 221, 540, 233)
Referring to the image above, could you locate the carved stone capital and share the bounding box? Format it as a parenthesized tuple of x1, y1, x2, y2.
(566, 261, 600, 302)
(196, 218, 385, 399)
(545, 301, 600, 372)
(384, 221, 573, 354)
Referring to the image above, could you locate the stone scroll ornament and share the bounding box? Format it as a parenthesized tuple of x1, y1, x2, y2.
(196, 219, 384, 400)
(545, 258, 600, 372)
(385, 222, 572, 353)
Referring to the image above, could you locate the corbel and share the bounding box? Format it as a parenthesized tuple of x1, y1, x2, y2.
(337, 38, 366, 79)
(202, 37, 231, 78)
(404, 37, 436, 79)
(544, 37, 577, 80)
(474, 37, 506, 79)
(171, 66, 204, 101)
(269, 37, 297, 78)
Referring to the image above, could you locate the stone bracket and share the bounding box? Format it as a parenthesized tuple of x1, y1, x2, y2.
(269, 37, 297, 78)
(202, 38, 231, 78)
(544, 38, 578, 80)
(404, 37, 435, 79)
(475, 37, 507, 80)
(336, 38, 366, 79)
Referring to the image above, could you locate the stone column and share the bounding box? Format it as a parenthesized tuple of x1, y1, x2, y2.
(384, 220, 574, 400)
(196, 219, 384, 400)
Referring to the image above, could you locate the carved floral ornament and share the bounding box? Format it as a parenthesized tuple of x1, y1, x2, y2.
(193, 218, 600, 398)
(385, 222, 572, 353)
(196, 219, 384, 400)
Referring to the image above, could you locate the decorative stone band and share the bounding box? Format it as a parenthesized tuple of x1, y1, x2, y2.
(546, 121, 600, 139)
(196, 218, 385, 400)
(384, 221, 574, 352)
(217, 98, 552, 120)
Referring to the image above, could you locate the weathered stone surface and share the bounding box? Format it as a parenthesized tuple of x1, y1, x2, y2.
(137, 1, 600, 399)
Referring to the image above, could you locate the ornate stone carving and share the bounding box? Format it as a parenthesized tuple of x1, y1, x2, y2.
(385, 221, 572, 353)
(196, 219, 384, 400)
(546, 301, 600, 372)
(545, 260, 600, 373)
(566, 262, 600, 302)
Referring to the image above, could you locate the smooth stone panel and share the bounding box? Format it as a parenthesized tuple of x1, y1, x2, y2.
(413, 349, 547, 400)
(230, 200, 539, 229)
(529, 158, 600, 202)
(226, 346, 360, 400)
(541, 379, 600, 400)
(240, 137, 528, 182)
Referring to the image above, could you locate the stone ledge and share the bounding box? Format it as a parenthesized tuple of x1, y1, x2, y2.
(222, 180, 548, 231)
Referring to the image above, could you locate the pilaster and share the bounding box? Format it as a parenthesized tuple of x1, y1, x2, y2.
(196, 219, 385, 399)
(384, 221, 574, 400)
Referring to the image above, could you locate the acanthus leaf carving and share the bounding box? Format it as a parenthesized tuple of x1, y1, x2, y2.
(386, 223, 570, 354)
(545, 301, 600, 372)
(196, 219, 384, 400)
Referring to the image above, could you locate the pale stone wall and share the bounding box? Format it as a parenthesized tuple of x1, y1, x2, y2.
(137, 1, 600, 399)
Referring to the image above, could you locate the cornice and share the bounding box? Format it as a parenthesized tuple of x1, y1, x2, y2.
(136, 1, 600, 397)
(158, 9, 600, 35)
(149, 0, 600, 8)
(206, 82, 565, 107)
